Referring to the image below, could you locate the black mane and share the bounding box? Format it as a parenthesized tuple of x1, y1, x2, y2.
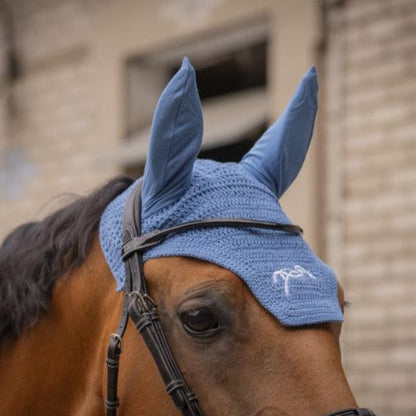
(0, 176, 133, 341)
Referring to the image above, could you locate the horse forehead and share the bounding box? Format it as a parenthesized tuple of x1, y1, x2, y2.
(144, 257, 246, 295)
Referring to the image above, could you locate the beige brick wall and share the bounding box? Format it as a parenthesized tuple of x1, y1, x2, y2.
(0, 0, 118, 240)
(325, 1, 416, 415)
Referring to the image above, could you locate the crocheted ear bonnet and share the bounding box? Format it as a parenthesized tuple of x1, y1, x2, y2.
(100, 58, 343, 326)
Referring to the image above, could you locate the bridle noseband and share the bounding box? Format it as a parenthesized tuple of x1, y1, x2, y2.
(105, 180, 375, 416)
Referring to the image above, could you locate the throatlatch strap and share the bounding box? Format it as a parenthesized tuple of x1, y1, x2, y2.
(105, 335, 122, 416)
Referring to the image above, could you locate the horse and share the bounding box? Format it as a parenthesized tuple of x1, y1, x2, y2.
(0, 58, 375, 416)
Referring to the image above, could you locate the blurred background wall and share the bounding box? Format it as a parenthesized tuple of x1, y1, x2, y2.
(325, 1, 416, 414)
(0, 1, 415, 415)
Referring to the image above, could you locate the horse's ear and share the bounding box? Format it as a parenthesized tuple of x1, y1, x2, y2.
(240, 66, 318, 198)
(142, 57, 203, 216)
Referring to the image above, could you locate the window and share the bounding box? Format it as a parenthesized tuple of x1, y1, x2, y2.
(120, 20, 269, 176)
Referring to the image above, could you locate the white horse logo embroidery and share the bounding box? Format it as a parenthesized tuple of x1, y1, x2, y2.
(272, 265, 316, 297)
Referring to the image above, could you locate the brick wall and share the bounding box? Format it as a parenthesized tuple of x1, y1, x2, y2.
(0, 0, 118, 239)
(325, 1, 416, 415)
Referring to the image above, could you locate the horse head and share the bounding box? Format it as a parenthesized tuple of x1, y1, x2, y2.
(0, 58, 375, 416)
(99, 58, 372, 416)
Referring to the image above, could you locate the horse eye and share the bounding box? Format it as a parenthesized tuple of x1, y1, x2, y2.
(181, 308, 219, 336)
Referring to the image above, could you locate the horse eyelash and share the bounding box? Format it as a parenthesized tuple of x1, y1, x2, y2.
(343, 300, 351, 309)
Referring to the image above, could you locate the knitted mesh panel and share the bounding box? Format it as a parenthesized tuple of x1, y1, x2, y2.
(99, 160, 343, 326)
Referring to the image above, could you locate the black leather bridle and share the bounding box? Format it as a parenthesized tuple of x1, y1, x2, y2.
(105, 179, 376, 416)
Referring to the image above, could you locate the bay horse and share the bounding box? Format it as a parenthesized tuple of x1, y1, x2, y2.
(0, 59, 375, 416)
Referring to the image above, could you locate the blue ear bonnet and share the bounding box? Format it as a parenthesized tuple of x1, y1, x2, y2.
(99, 58, 343, 326)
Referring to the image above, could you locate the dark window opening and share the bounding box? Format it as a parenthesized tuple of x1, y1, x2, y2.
(123, 23, 269, 178)
(168, 41, 267, 100)
(199, 123, 266, 162)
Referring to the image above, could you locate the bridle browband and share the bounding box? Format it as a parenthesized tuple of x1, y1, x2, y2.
(105, 179, 376, 416)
